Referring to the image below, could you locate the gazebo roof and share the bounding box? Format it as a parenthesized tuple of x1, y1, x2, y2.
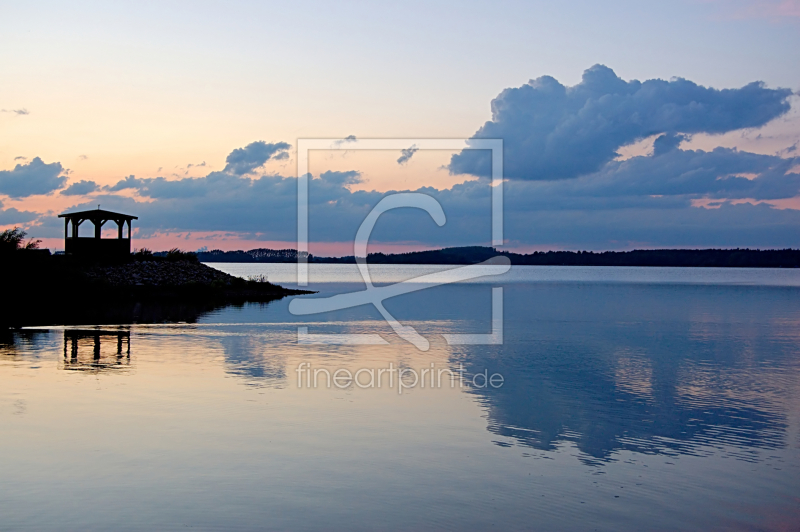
(58, 208, 138, 221)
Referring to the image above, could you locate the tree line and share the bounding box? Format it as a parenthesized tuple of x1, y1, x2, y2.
(196, 245, 800, 268)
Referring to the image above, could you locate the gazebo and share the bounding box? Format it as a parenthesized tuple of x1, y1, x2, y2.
(58, 208, 138, 259)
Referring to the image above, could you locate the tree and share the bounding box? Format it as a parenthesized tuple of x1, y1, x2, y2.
(0, 227, 41, 252)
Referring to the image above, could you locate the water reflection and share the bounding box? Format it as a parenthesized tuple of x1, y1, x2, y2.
(8, 277, 797, 469)
(201, 279, 800, 466)
(0, 329, 54, 366)
(0, 329, 45, 352)
(3, 267, 800, 530)
(454, 282, 800, 464)
(219, 333, 286, 385)
(61, 329, 131, 373)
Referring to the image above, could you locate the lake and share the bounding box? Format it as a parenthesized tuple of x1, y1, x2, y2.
(2, 264, 800, 531)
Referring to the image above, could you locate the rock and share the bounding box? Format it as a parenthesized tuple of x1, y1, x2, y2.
(85, 260, 239, 287)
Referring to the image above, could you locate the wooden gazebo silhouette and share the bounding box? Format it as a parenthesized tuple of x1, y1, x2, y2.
(59, 207, 138, 259)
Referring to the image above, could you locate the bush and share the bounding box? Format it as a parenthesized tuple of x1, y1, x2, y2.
(166, 248, 199, 263)
(0, 227, 41, 252)
(132, 248, 154, 261)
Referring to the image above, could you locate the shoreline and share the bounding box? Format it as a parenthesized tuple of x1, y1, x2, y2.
(2, 252, 313, 329)
(196, 246, 800, 268)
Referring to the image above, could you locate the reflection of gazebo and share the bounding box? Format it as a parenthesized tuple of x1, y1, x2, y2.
(62, 329, 131, 372)
(58, 208, 138, 259)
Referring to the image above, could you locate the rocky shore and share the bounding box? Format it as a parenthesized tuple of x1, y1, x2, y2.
(85, 259, 241, 287)
(2, 251, 311, 328)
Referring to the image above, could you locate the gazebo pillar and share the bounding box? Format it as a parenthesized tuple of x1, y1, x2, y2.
(94, 219, 104, 239)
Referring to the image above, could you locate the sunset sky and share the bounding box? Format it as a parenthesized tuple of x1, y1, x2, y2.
(2, 0, 799, 255)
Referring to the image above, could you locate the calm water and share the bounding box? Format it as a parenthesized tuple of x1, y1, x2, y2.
(2, 265, 800, 531)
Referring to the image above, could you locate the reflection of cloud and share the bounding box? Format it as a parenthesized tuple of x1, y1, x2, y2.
(219, 334, 287, 387)
(459, 282, 793, 463)
(0, 329, 50, 359)
(614, 352, 653, 400)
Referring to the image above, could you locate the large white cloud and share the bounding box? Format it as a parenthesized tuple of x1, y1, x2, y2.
(448, 65, 794, 180)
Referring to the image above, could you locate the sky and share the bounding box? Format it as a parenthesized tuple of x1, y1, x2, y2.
(1, 0, 799, 255)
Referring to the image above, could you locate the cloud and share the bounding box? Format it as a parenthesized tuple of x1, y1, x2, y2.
(319, 170, 363, 186)
(174, 161, 210, 176)
(35, 132, 800, 250)
(223, 141, 291, 175)
(0, 200, 38, 225)
(78, 155, 89, 160)
(106, 174, 214, 198)
(0, 157, 66, 198)
(106, 175, 139, 193)
(106, 142, 294, 199)
(55, 152, 800, 249)
(779, 142, 798, 156)
(652, 132, 686, 156)
(514, 136, 800, 208)
(1, 108, 29, 116)
(333, 135, 358, 147)
(502, 201, 800, 249)
(61, 180, 99, 196)
(106, 169, 279, 200)
(397, 145, 418, 165)
(449, 65, 794, 180)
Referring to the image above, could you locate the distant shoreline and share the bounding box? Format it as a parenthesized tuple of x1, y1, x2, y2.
(196, 246, 800, 268)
